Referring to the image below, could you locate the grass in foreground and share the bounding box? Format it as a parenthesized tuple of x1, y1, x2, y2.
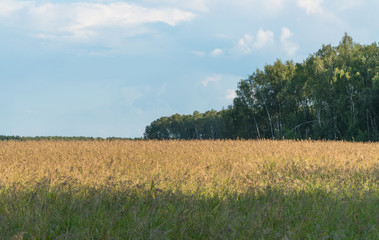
(0, 140, 378, 239)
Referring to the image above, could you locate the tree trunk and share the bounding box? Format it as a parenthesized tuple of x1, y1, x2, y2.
(347, 84, 355, 123)
(252, 112, 261, 139)
(366, 109, 370, 140)
(264, 103, 274, 139)
(317, 108, 321, 127)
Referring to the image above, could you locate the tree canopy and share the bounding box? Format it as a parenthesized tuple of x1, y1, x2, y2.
(145, 34, 379, 141)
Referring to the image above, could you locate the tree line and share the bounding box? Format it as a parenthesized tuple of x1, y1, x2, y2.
(145, 34, 379, 141)
(0, 136, 142, 141)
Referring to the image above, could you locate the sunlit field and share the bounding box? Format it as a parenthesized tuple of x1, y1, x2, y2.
(0, 140, 378, 239)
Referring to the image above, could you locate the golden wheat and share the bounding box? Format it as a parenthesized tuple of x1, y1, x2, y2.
(1, 140, 378, 239)
(1, 140, 377, 195)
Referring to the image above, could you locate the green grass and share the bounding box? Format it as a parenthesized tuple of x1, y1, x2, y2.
(1, 181, 378, 239)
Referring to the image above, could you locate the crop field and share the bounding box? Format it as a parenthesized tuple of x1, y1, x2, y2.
(0, 140, 378, 239)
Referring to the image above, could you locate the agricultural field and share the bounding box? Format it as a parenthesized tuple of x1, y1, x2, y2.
(0, 140, 378, 239)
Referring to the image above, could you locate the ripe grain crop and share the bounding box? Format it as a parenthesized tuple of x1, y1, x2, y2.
(0, 140, 378, 239)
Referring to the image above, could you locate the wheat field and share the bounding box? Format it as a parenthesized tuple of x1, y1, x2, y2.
(0, 140, 378, 239)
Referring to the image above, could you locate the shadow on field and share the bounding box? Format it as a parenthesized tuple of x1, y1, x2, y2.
(0, 182, 377, 240)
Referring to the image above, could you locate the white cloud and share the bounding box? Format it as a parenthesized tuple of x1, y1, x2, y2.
(210, 48, 224, 57)
(235, 34, 255, 54)
(280, 27, 299, 56)
(280, 27, 293, 42)
(297, 0, 323, 14)
(0, 1, 196, 41)
(262, 0, 286, 14)
(147, 0, 209, 12)
(143, 0, 290, 15)
(254, 29, 275, 48)
(71, 3, 195, 27)
(0, 0, 31, 16)
(202, 75, 221, 87)
(225, 89, 237, 100)
(232, 29, 274, 55)
(191, 50, 206, 57)
(334, 0, 361, 11)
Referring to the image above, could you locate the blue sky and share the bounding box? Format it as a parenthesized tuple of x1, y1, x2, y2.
(1, 0, 378, 138)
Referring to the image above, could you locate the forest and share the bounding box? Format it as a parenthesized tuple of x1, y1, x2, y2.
(0, 136, 141, 141)
(144, 34, 379, 141)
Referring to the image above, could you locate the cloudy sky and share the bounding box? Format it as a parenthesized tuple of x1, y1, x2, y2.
(1, 0, 378, 138)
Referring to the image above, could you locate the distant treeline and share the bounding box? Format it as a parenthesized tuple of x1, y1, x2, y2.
(0, 136, 142, 141)
(145, 34, 379, 141)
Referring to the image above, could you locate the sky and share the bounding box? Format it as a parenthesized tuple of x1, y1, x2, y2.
(1, 0, 378, 138)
